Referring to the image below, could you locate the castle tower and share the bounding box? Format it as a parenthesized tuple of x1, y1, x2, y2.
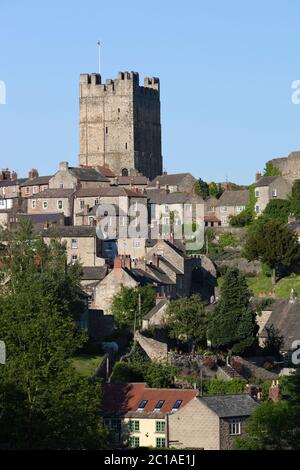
(79, 71, 163, 180)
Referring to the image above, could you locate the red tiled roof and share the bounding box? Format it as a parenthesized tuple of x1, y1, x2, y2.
(98, 166, 116, 178)
(103, 383, 197, 417)
(204, 215, 221, 222)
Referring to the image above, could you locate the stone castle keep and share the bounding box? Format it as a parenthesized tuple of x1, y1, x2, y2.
(79, 71, 163, 180)
(268, 151, 300, 183)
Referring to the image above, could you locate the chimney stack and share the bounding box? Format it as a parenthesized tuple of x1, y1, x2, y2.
(59, 161, 69, 172)
(255, 171, 262, 182)
(114, 255, 122, 270)
(151, 253, 159, 267)
(269, 380, 281, 402)
(11, 171, 18, 180)
(28, 168, 39, 179)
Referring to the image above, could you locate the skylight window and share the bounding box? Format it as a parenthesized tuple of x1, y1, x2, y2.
(154, 400, 165, 411)
(137, 400, 148, 410)
(172, 400, 182, 411)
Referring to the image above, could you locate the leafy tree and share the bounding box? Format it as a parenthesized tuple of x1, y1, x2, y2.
(202, 378, 246, 395)
(291, 179, 300, 200)
(208, 181, 223, 198)
(263, 325, 284, 357)
(166, 295, 208, 353)
(207, 268, 257, 354)
(111, 352, 176, 388)
(194, 178, 209, 198)
(263, 162, 282, 177)
(244, 218, 300, 284)
(218, 233, 238, 248)
(262, 199, 300, 224)
(0, 220, 108, 449)
(111, 285, 156, 329)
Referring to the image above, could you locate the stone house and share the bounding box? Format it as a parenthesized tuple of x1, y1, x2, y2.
(142, 298, 168, 330)
(168, 394, 258, 450)
(48, 161, 110, 190)
(103, 383, 198, 449)
(41, 225, 105, 267)
(215, 190, 250, 226)
(204, 196, 221, 227)
(0, 176, 27, 199)
(148, 173, 196, 194)
(147, 189, 205, 238)
(20, 169, 51, 198)
(254, 176, 291, 216)
(27, 188, 75, 221)
(73, 186, 147, 229)
(146, 239, 216, 301)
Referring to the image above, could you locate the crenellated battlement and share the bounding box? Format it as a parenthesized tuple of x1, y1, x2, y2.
(79, 72, 159, 97)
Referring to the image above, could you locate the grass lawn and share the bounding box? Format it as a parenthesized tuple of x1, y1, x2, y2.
(218, 272, 300, 298)
(71, 354, 104, 377)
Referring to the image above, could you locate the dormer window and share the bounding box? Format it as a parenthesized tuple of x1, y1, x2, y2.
(172, 400, 182, 412)
(137, 400, 148, 410)
(154, 400, 165, 412)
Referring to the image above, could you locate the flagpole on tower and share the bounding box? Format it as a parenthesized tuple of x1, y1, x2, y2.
(97, 41, 101, 75)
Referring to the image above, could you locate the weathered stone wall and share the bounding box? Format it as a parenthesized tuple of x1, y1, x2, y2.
(268, 151, 300, 183)
(219, 417, 248, 450)
(168, 398, 220, 450)
(79, 72, 162, 180)
(134, 331, 168, 361)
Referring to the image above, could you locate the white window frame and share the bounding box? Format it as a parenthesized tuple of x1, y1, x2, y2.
(33, 186, 39, 194)
(71, 238, 78, 249)
(57, 200, 63, 210)
(229, 419, 241, 436)
(31, 200, 36, 209)
(71, 255, 78, 265)
(42, 200, 48, 209)
(272, 188, 277, 198)
(133, 240, 141, 248)
(255, 189, 260, 197)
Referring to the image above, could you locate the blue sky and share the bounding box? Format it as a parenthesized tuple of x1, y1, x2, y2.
(1, 0, 300, 184)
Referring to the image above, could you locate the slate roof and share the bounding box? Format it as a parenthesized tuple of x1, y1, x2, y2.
(126, 268, 162, 285)
(103, 383, 197, 418)
(0, 178, 27, 187)
(28, 189, 74, 198)
(147, 189, 203, 205)
(148, 173, 195, 188)
(69, 166, 109, 183)
(41, 225, 96, 237)
(81, 266, 108, 281)
(145, 264, 174, 284)
(255, 176, 279, 187)
(144, 298, 168, 320)
(158, 256, 183, 274)
(216, 189, 249, 207)
(199, 394, 258, 418)
(117, 176, 149, 185)
(259, 298, 300, 351)
(20, 175, 52, 187)
(75, 187, 109, 198)
(18, 213, 64, 225)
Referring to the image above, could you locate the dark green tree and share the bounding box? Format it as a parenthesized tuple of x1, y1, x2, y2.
(244, 218, 300, 284)
(263, 162, 282, 177)
(207, 269, 257, 354)
(235, 368, 300, 450)
(111, 285, 156, 329)
(208, 182, 223, 198)
(291, 179, 300, 200)
(0, 220, 108, 449)
(194, 178, 209, 198)
(166, 295, 208, 353)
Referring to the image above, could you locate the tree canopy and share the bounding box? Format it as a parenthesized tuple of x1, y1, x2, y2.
(244, 218, 300, 282)
(111, 285, 156, 329)
(207, 268, 257, 354)
(166, 295, 208, 353)
(0, 220, 108, 449)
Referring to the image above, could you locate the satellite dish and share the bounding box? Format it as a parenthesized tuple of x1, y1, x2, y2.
(0, 340, 6, 365)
